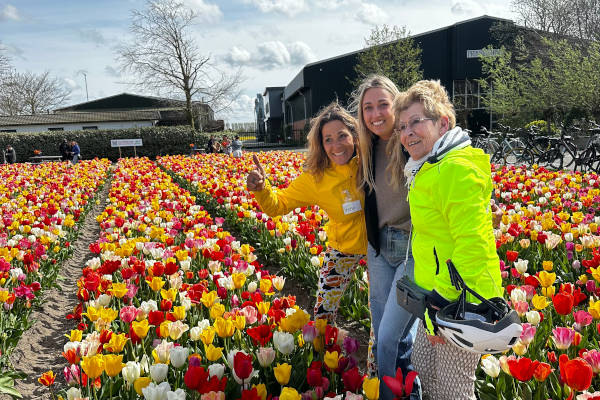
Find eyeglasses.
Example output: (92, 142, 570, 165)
(394, 117, 435, 135)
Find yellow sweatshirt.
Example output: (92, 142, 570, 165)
(253, 157, 367, 255)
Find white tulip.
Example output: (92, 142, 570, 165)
(142, 381, 171, 400)
(480, 355, 500, 378)
(169, 346, 188, 369)
(122, 361, 141, 385)
(150, 363, 169, 383)
(208, 363, 225, 379)
(273, 331, 295, 355)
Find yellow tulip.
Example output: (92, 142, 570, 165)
(541, 286, 555, 297)
(256, 302, 270, 315)
(274, 363, 292, 385)
(537, 271, 556, 287)
(532, 294, 551, 310)
(111, 282, 129, 298)
(148, 276, 165, 292)
(168, 320, 189, 340)
(231, 273, 246, 289)
(160, 288, 178, 301)
(105, 333, 128, 353)
(200, 327, 216, 345)
(175, 249, 188, 261)
(589, 299, 600, 319)
(172, 306, 186, 321)
(233, 315, 246, 331)
(134, 377, 152, 395)
(84, 306, 101, 322)
(104, 354, 125, 377)
(279, 387, 301, 400)
(65, 329, 82, 342)
(542, 261, 554, 271)
(81, 355, 105, 379)
(99, 307, 118, 323)
(591, 267, 600, 284)
(253, 383, 267, 400)
(159, 320, 172, 338)
(132, 319, 150, 338)
(200, 291, 218, 308)
(324, 351, 339, 370)
(210, 303, 226, 320)
(213, 317, 235, 338)
(260, 279, 273, 294)
(315, 318, 327, 335)
(363, 376, 380, 400)
(204, 344, 224, 361)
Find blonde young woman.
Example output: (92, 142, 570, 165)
(389, 80, 504, 399)
(353, 75, 419, 400)
(247, 102, 367, 326)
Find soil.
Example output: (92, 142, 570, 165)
(0, 180, 111, 400)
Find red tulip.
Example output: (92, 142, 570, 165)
(184, 365, 209, 391)
(382, 367, 419, 398)
(307, 362, 323, 387)
(560, 354, 593, 392)
(342, 367, 364, 392)
(553, 292, 574, 315)
(246, 324, 274, 346)
(507, 357, 540, 382)
(506, 250, 519, 262)
(233, 352, 254, 380)
(533, 362, 552, 382)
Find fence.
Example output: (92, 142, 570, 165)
(233, 129, 307, 148)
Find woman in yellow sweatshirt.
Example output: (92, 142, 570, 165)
(246, 101, 367, 323)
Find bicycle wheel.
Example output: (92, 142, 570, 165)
(577, 147, 596, 172)
(560, 142, 578, 169)
(504, 146, 534, 166)
(547, 148, 564, 170)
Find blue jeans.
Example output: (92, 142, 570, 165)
(368, 226, 419, 400)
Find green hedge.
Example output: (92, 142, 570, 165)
(0, 127, 237, 161)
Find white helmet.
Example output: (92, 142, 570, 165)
(435, 296, 523, 354)
(435, 260, 523, 354)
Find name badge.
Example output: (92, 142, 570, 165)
(342, 200, 362, 215)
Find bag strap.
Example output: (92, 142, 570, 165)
(445, 259, 505, 317)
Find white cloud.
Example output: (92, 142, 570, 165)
(183, 0, 223, 22)
(78, 29, 106, 46)
(243, 0, 308, 17)
(104, 65, 121, 78)
(0, 4, 19, 21)
(223, 40, 316, 69)
(64, 78, 81, 90)
(354, 2, 387, 25)
(2, 43, 24, 59)
(451, 0, 484, 15)
(216, 93, 256, 122)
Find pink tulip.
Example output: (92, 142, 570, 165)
(119, 306, 139, 324)
(552, 327, 576, 350)
(519, 323, 536, 345)
(514, 301, 529, 317)
(574, 310, 593, 331)
(582, 350, 600, 374)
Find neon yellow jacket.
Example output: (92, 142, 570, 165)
(253, 157, 367, 255)
(409, 146, 503, 302)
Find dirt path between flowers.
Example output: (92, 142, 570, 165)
(0, 176, 112, 400)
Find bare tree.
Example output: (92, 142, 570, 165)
(117, 0, 243, 130)
(0, 42, 11, 80)
(511, 0, 600, 40)
(0, 70, 71, 115)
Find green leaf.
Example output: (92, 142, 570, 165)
(0, 376, 23, 399)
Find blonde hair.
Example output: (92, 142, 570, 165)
(388, 80, 456, 190)
(304, 101, 358, 180)
(350, 74, 401, 192)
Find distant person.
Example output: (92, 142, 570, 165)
(207, 135, 217, 153)
(4, 145, 16, 164)
(59, 139, 71, 161)
(221, 135, 231, 155)
(70, 141, 81, 164)
(231, 135, 243, 158)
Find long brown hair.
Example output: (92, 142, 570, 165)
(304, 101, 358, 180)
(349, 74, 401, 192)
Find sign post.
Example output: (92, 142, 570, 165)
(111, 138, 143, 158)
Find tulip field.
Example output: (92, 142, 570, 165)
(3, 153, 600, 400)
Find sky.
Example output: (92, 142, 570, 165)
(0, 0, 516, 123)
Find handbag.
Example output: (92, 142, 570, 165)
(396, 275, 431, 320)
